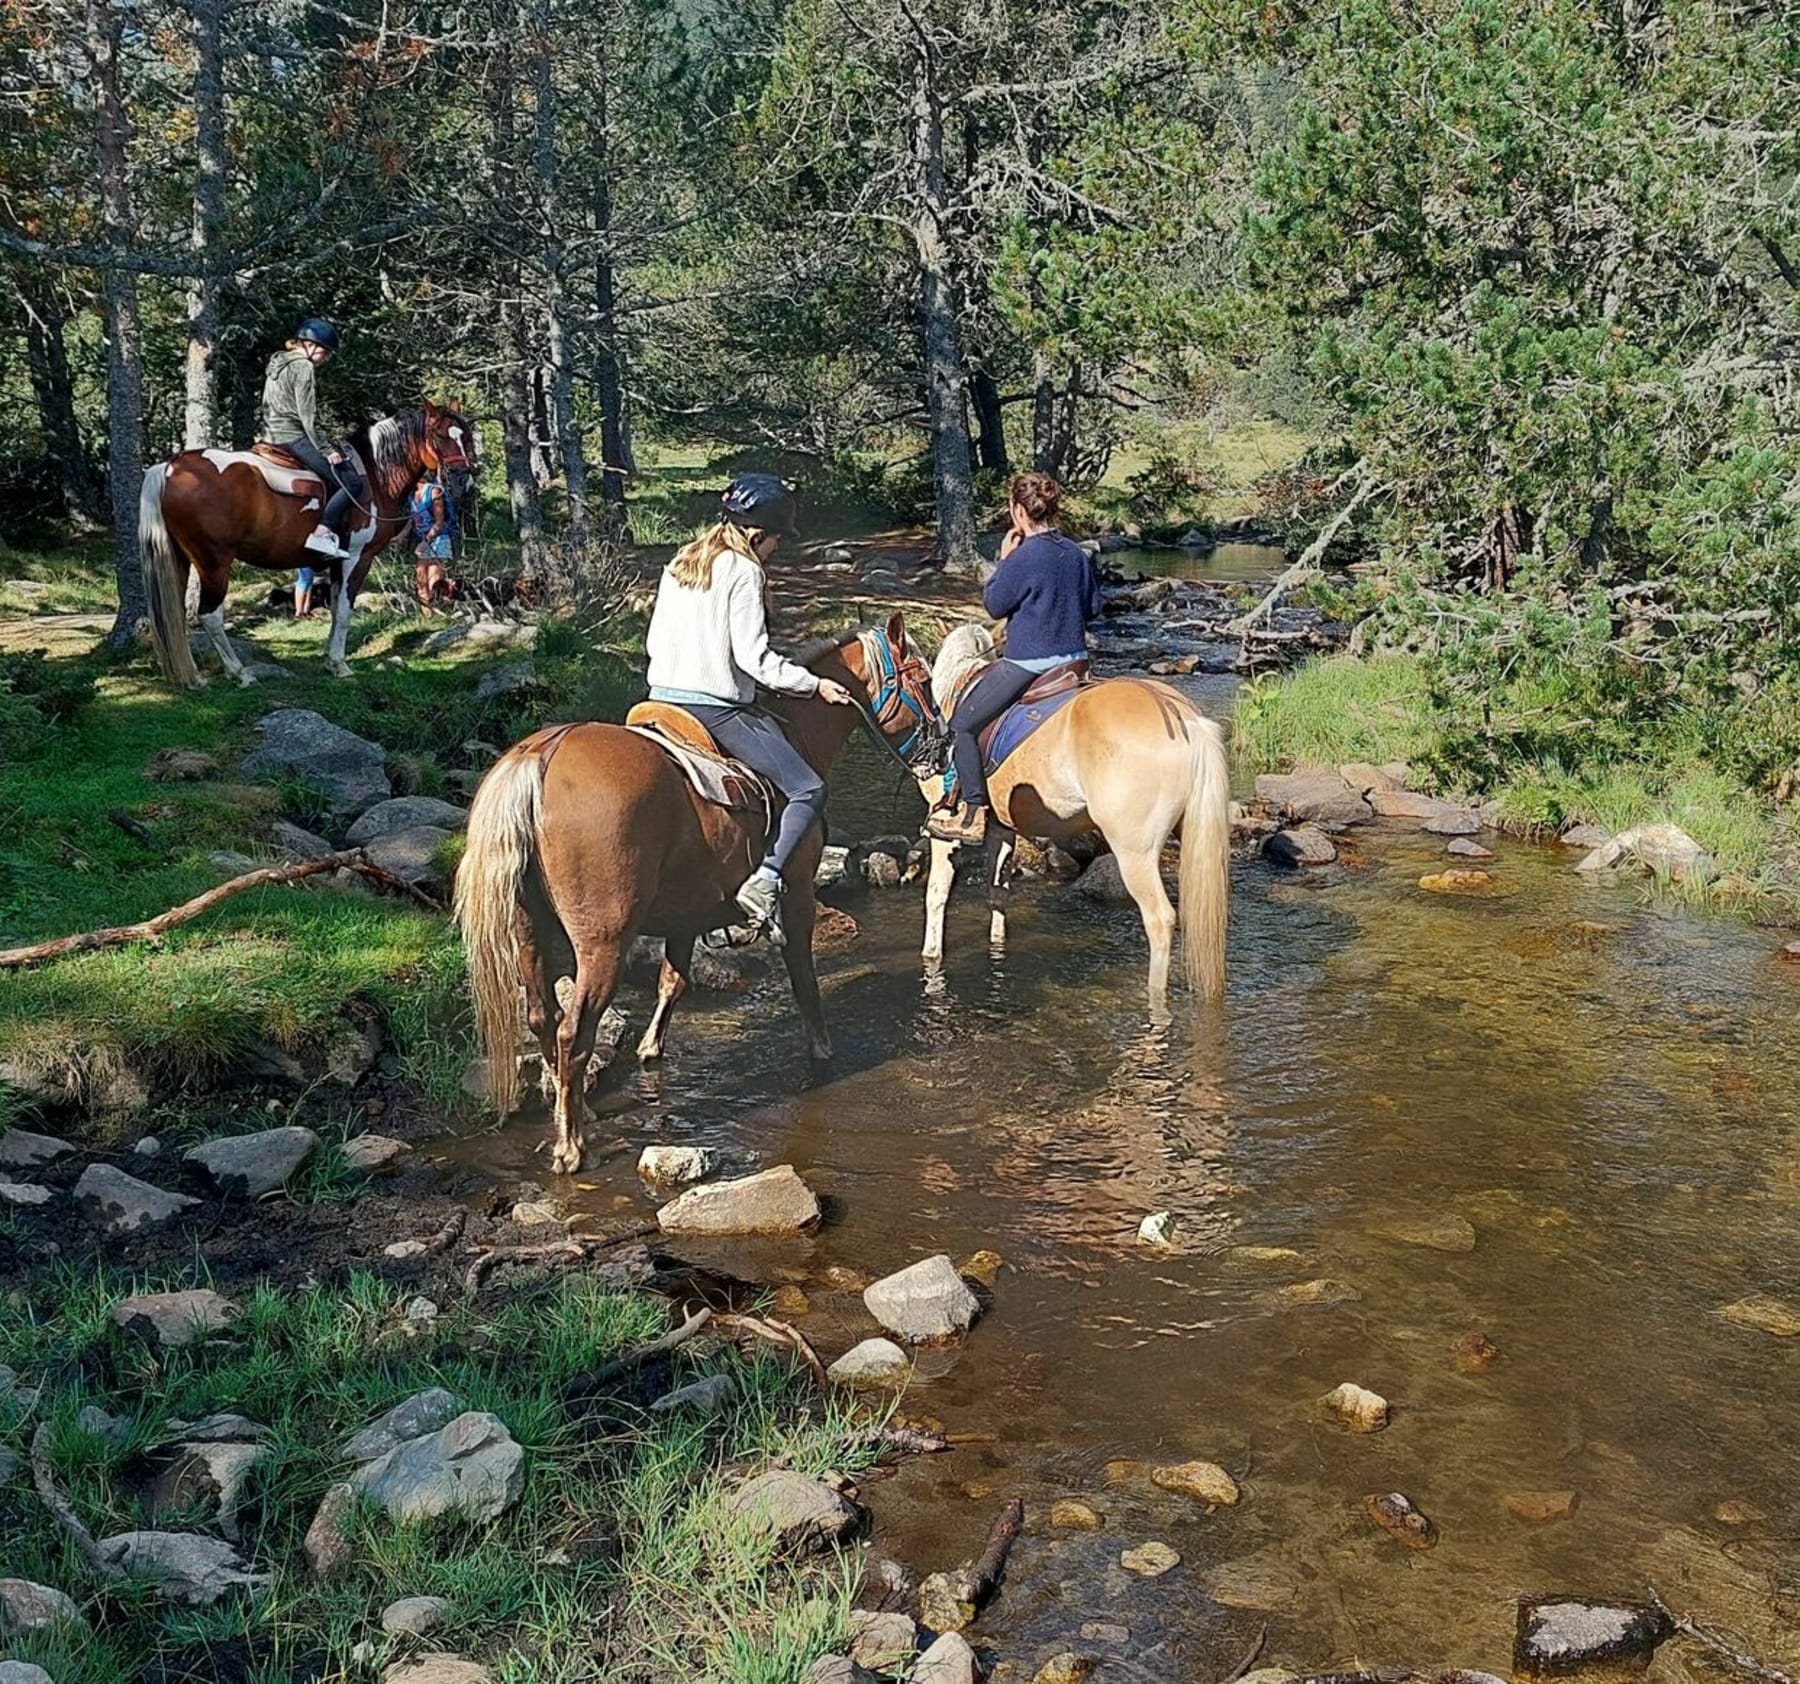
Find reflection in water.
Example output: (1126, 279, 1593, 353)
(433, 764, 1800, 1680)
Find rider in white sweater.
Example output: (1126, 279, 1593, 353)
(645, 475, 852, 940)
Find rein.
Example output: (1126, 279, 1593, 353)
(852, 628, 946, 779)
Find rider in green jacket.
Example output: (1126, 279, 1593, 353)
(260, 317, 365, 562)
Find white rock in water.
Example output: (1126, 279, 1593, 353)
(827, 1338, 913, 1389)
(863, 1255, 981, 1345)
(656, 1165, 820, 1235)
(1322, 1381, 1390, 1433)
(1138, 1211, 1177, 1247)
(637, 1145, 717, 1187)
(815, 846, 851, 888)
(912, 1632, 979, 1684)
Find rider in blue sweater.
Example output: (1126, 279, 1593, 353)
(930, 470, 1102, 844)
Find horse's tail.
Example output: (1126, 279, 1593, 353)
(139, 462, 200, 687)
(1179, 708, 1231, 1002)
(453, 745, 546, 1117)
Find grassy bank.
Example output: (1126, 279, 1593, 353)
(1, 548, 640, 1109)
(1235, 651, 1800, 909)
(0, 1268, 875, 1684)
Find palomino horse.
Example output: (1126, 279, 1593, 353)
(923, 624, 1231, 1013)
(139, 403, 472, 685)
(455, 615, 942, 1174)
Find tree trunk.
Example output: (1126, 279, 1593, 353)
(183, 0, 226, 450)
(591, 34, 628, 536)
(1032, 357, 1078, 478)
(910, 47, 978, 572)
(21, 281, 104, 525)
(87, 0, 147, 650)
(970, 364, 1008, 475)
(531, 0, 586, 540)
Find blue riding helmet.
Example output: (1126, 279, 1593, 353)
(295, 317, 341, 353)
(721, 473, 797, 536)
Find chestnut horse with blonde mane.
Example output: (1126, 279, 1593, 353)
(139, 403, 472, 686)
(455, 615, 941, 1174)
(922, 623, 1230, 1016)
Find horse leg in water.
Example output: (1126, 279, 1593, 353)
(1110, 844, 1178, 1018)
(778, 879, 832, 1062)
(636, 933, 694, 1062)
(550, 942, 626, 1174)
(922, 837, 957, 967)
(987, 829, 1016, 957)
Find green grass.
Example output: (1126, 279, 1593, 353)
(0, 1269, 876, 1684)
(1234, 653, 1439, 773)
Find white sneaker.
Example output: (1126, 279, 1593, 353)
(304, 526, 348, 560)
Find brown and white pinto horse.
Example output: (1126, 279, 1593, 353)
(139, 403, 472, 685)
(455, 615, 942, 1174)
(922, 623, 1230, 1017)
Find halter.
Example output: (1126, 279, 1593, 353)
(853, 627, 947, 778)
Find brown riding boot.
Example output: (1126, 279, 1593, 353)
(928, 801, 989, 845)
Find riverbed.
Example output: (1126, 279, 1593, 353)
(434, 544, 1800, 1681)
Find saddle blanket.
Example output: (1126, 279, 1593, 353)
(200, 440, 370, 506)
(945, 662, 1090, 798)
(626, 723, 772, 819)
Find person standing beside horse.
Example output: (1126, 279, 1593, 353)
(260, 317, 366, 562)
(930, 470, 1103, 845)
(644, 474, 856, 942)
(409, 465, 454, 612)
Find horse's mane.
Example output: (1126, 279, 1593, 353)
(361, 409, 429, 500)
(931, 621, 996, 711)
(791, 622, 884, 669)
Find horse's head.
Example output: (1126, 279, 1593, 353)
(840, 612, 946, 781)
(422, 400, 476, 473)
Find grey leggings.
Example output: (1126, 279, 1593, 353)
(689, 703, 826, 880)
(286, 436, 366, 534)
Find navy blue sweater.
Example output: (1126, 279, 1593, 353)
(982, 531, 1103, 661)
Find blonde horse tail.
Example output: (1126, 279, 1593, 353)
(139, 463, 200, 687)
(1179, 710, 1231, 1002)
(453, 746, 546, 1116)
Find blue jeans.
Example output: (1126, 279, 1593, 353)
(688, 704, 826, 880)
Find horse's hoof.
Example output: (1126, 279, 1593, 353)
(550, 1147, 582, 1175)
(808, 1038, 834, 1063)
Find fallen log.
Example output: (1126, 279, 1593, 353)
(463, 1221, 660, 1296)
(0, 849, 440, 970)
(955, 1495, 1025, 1611)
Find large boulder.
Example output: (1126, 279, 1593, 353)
(350, 1411, 525, 1525)
(1255, 768, 1373, 828)
(655, 1165, 821, 1236)
(112, 1289, 238, 1347)
(341, 1388, 466, 1462)
(240, 709, 390, 818)
(362, 826, 456, 892)
(0, 1578, 84, 1636)
(726, 1469, 862, 1555)
(863, 1255, 981, 1345)
(73, 1165, 197, 1234)
(347, 797, 469, 845)
(183, 1127, 318, 1199)
(1577, 823, 1712, 884)
(271, 820, 336, 861)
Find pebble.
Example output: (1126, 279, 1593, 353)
(1714, 1498, 1765, 1525)
(1120, 1541, 1181, 1577)
(1032, 1657, 1095, 1684)
(510, 1199, 566, 1228)
(134, 1136, 162, 1157)
(384, 1239, 428, 1260)
(1447, 837, 1494, 859)
(1365, 1491, 1436, 1549)
(1104, 1458, 1143, 1486)
(1049, 1499, 1103, 1530)
(847, 1609, 919, 1671)
(1419, 868, 1496, 892)
(1151, 1460, 1240, 1506)
(1719, 1293, 1800, 1337)
(1137, 1210, 1177, 1247)
(770, 1284, 811, 1316)
(637, 1145, 718, 1187)
(342, 1135, 409, 1173)
(1781, 941, 1800, 964)
(918, 1572, 975, 1633)
(1323, 1382, 1390, 1433)
(404, 1296, 440, 1324)
(1504, 1490, 1579, 1524)
(1455, 1329, 1500, 1371)
(1079, 1623, 1129, 1645)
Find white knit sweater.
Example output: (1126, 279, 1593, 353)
(644, 548, 819, 706)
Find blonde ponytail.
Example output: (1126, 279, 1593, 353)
(668, 519, 764, 591)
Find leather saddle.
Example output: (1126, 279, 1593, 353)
(201, 441, 368, 505)
(623, 702, 772, 816)
(253, 441, 305, 470)
(975, 660, 1092, 770)
(625, 701, 722, 757)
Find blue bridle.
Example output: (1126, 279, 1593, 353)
(856, 627, 946, 777)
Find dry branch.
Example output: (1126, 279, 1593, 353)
(1227, 466, 1384, 639)
(30, 1424, 119, 1577)
(462, 1221, 659, 1296)
(1648, 1584, 1798, 1684)
(713, 1312, 830, 1389)
(0, 850, 440, 971)
(954, 1495, 1025, 1612)
(561, 1307, 714, 1406)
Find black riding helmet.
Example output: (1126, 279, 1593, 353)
(295, 316, 341, 353)
(721, 472, 798, 537)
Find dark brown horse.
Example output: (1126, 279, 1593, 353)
(455, 615, 942, 1173)
(140, 403, 472, 685)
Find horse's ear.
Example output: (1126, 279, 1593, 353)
(886, 610, 906, 653)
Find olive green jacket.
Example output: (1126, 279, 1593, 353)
(260, 348, 330, 452)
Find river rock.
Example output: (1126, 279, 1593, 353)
(828, 1338, 912, 1389)
(656, 1164, 820, 1235)
(303, 1482, 356, 1577)
(341, 1388, 467, 1462)
(148, 746, 219, 782)
(183, 1126, 318, 1198)
(1514, 1599, 1674, 1676)
(382, 1595, 455, 1636)
(864, 1255, 981, 1345)
(649, 1374, 737, 1416)
(1255, 768, 1372, 828)
(383, 1659, 491, 1684)
(347, 797, 468, 845)
(1559, 822, 1611, 848)
(0, 1129, 75, 1170)
(638, 1145, 717, 1187)
(73, 1164, 198, 1234)
(1265, 825, 1338, 866)
(1419, 868, 1497, 893)
(914, 1634, 978, 1684)
(271, 820, 336, 861)
(1455, 1329, 1500, 1371)
(726, 1469, 862, 1555)
(1071, 854, 1134, 904)
(1365, 1491, 1436, 1549)
(1137, 1210, 1177, 1246)
(1033, 1657, 1095, 1684)
(1050, 1499, 1103, 1530)
(0, 1666, 55, 1684)
(805, 1661, 879, 1684)
(1505, 1490, 1579, 1523)
(1323, 1382, 1390, 1433)
(1447, 837, 1494, 859)
(342, 1134, 409, 1173)
(113, 1289, 238, 1347)
(1151, 1460, 1239, 1506)
(1340, 761, 1409, 794)
(0, 1579, 84, 1636)
(0, 1179, 52, 1206)
(958, 1248, 1004, 1287)
(1577, 823, 1712, 884)
(242, 709, 390, 817)
(1120, 1541, 1181, 1577)
(350, 1411, 524, 1524)
(1206, 1551, 1304, 1611)
(93, 1531, 269, 1604)
(362, 825, 456, 890)
(1373, 1212, 1477, 1252)
(1720, 1293, 1800, 1337)
(1422, 806, 1483, 836)
(848, 1610, 919, 1671)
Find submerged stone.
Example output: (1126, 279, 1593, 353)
(1049, 1499, 1104, 1530)
(1120, 1540, 1181, 1577)
(1365, 1491, 1437, 1549)
(1323, 1382, 1390, 1433)
(1151, 1460, 1239, 1506)
(1514, 1599, 1673, 1676)
(827, 1338, 912, 1390)
(1719, 1293, 1800, 1337)
(1504, 1490, 1580, 1524)
(864, 1255, 981, 1344)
